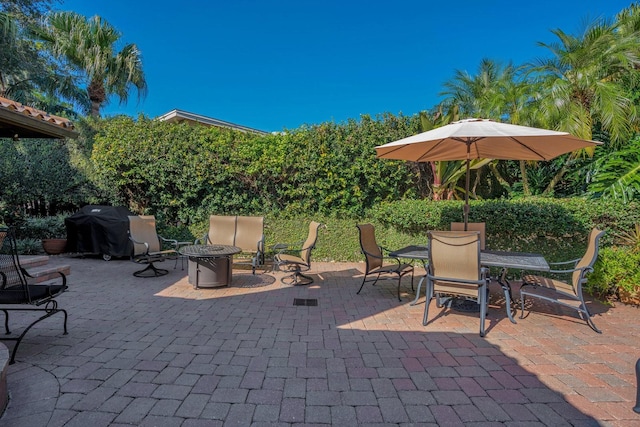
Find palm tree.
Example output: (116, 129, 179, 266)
(33, 11, 147, 117)
(440, 59, 537, 195)
(440, 58, 507, 120)
(530, 15, 640, 193)
(0, 10, 86, 115)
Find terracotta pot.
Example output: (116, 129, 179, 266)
(42, 238, 67, 255)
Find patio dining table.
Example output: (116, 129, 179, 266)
(390, 245, 550, 324)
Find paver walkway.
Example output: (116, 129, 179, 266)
(1, 255, 639, 426)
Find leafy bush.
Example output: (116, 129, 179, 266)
(368, 197, 640, 261)
(589, 246, 640, 300)
(18, 215, 68, 239)
(15, 238, 42, 255)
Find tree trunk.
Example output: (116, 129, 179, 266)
(544, 161, 570, 195)
(488, 163, 512, 193)
(87, 79, 105, 118)
(519, 160, 530, 196)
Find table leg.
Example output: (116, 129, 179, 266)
(496, 267, 517, 324)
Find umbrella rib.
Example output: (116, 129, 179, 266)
(415, 138, 447, 162)
(507, 136, 547, 160)
(415, 137, 477, 162)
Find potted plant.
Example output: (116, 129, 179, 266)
(25, 215, 68, 255)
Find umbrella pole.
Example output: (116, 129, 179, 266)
(464, 145, 470, 231)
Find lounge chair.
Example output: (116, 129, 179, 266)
(274, 221, 323, 285)
(356, 223, 414, 301)
(423, 230, 489, 337)
(0, 227, 68, 364)
(520, 228, 605, 333)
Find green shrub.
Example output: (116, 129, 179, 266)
(157, 225, 196, 244)
(18, 215, 68, 240)
(15, 238, 42, 255)
(589, 246, 640, 300)
(368, 197, 640, 262)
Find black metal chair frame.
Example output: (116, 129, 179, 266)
(0, 227, 68, 364)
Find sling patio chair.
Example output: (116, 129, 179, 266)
(356, 223, 414, 302)
(198, 215, 266, 274)
(423, 230, 489, 337)
(451, 222, 486, 250)
(0, 227, 68, 364)
(128, 215, 179, 278)
(520, 227, 605, 333)
(273, 221, 323, 285)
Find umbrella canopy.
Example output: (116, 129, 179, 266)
(375, 118, 602, 228)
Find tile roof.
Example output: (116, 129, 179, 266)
(0, 96, 78, 139)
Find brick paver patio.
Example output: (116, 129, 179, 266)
(1, 254, 639, 426)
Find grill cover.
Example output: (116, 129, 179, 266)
(65, 205, 134, 257)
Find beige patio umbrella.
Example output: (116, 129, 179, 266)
(375, 118, 602, 229)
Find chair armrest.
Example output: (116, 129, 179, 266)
(128, 235, 150, 253)
(380, 247, 406, 266)
(159, 236, 178, 250)
(428, 273, 487, 286)
(549, 258, 581, 267)
(273, 240, 304, 254)
(548, 265, 592, 275)
(194, 233, 209, 245)
(21, 266, 67, 289)
(168, 240, 191, 250)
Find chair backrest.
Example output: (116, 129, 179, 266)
(451, 222, 486, 250)
(356, 224, 383, 272)
(428, 230, 482, 297)
(128, 215, 161, 255)
(300, 221, 322, 266)
(0, 227, 28, 290)
(207, 215, 237, 246)
(234, 216, 264, 253)
(573, 227, 605, 285)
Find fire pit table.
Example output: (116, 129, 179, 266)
(179, 244, 241, 289)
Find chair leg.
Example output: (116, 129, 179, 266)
(520, 286, 527, 319)
(133, 262, 169, 278)
(577, 298, 602, 333)
(357, 273, 381, 295)
(281, 270, 313, 286)
(0, 305, 67, 364)
(174, 255, 185, 271)
(479, 284, 487, 337)
(356, 276, 367, 294)
(423, 279, 434, 326)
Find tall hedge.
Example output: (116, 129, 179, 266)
(369, 197, 639, 260)
(90, 113, 423, 224)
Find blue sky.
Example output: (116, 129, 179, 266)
(60, 0, 633, 133)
